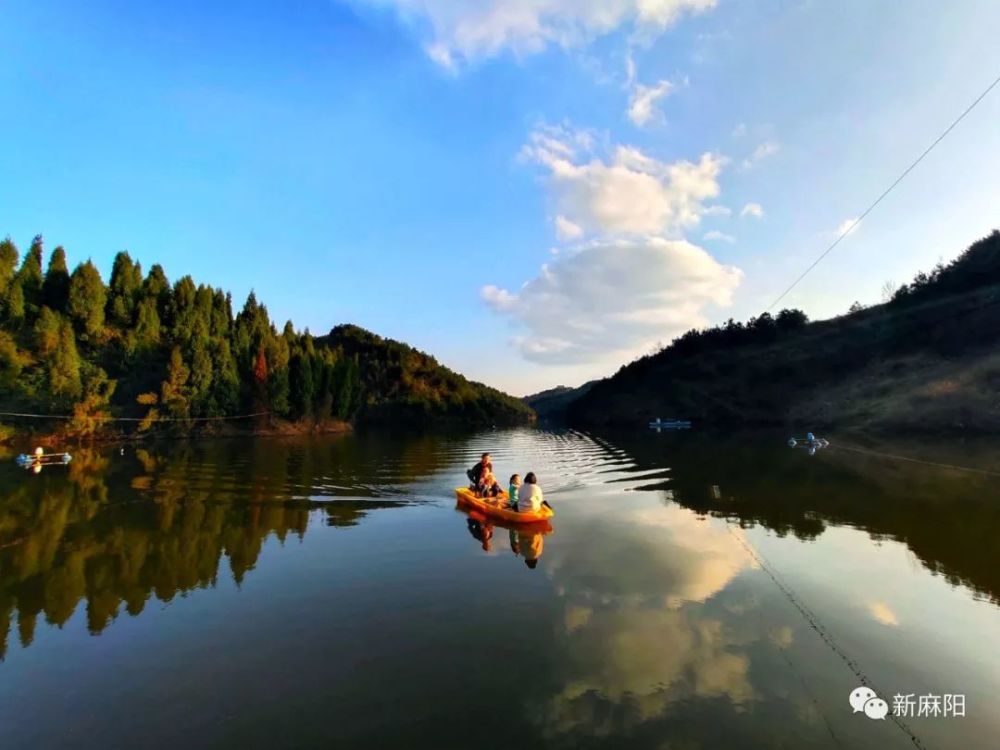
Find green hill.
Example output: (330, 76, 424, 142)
(315, 324, 534, 426)
(568, 230, 1000, 434)
(0, 234, 533, 438)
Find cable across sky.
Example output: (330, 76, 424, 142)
(768, 70, 1000, 312)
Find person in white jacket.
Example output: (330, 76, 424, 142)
(517, 472, 543, 513)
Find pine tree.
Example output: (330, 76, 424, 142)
(68, 260, 107, 339)
(17, 235, 44, 314)
(188, 339, 214, 414)
(314, 358, 335, 418)
(134, 296, 162, 349)
(210, 289, 231, 338)
(289, 352, 314, 419)
(0, 331, 25, 388)
(5, 279, 24, 324)
(107, 251, 143, 327)
(265, 332, 290, 416)
(161, 346, 191, 420)
(34, 306, 61, 357)
(209, 338, 240, 414)
(42, 246, 70, 312)
(192, 284, 213, 342)
(170, 276, 198, 343)
(143, 264, 172, 321)
(49, 319, 82, 401)
(0, 237, 18, 299)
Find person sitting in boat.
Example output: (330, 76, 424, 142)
(467, 453, 491, 488)
(517, 472, 543, 514)
(508, 473, 521, 509)
(478, 464, 502, 499)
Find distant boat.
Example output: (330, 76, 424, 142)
(649, 418, 692, 430)
(16, 452, 72, 467)
(787, 434, 829, 448)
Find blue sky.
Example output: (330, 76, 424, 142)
(2, 0, 999, 395)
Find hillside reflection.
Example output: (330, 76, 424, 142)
(0, 434, 450, 658)
(604, 431, 1000, 604)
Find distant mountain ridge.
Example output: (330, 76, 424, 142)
(523, 381, 597, 420)
(567, 230, 1000, 434)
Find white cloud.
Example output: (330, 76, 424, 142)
(704, 205, 731, 217)
(740, 202, 764, 219)
(488, 125, 740, 365)
(522, 125, 725, 237)
(703, 230, 734, 243)
(554, 214, 584, 240)
(359, 0, 719, 68)
(628, 79, 675, 126)
(624, 54, 678, 127)
(481, 237, 741, 364)
(741, 140, 779, 169)
(835, 216, 861, 236)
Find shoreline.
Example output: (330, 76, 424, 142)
(0, 417, 354, 448)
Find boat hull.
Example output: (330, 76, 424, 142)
(454, 487, 554, 524)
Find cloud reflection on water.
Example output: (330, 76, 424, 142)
(539, 498, 756, 737)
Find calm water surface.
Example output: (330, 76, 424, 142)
(0, 429, 998, 749)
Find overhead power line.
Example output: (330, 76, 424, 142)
(768, 70, 1000, 311)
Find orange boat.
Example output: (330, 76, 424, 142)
(454, 486, 554, 524)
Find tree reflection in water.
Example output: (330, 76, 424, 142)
(0, 434, 441, 658)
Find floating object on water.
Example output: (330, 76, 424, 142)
(454, 487, 554, 524)
(649, 418, 692, 430)
(16, 451, 72, 467)
(787, 434, 829, 449)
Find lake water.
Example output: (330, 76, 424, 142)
(1, 429, 998, 749)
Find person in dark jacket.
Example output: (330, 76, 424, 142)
(467, 453, 490, 482)
(467, 452, 503, 498)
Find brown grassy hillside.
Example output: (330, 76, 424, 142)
(568, 230, 1000, 434)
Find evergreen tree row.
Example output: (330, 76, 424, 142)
(0, 234, 531, 435)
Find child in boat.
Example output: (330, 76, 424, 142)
(518, 472, 543, 514)
(478, 464, 502, 499)
(508, 474, 521, 508)
(467, 453, 491, 488)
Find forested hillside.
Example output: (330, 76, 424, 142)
(315, 324, 535, 426)
(0, 235, 532, 438)
(569, 230, 1000, 433)
(523, 381, 597, 421)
